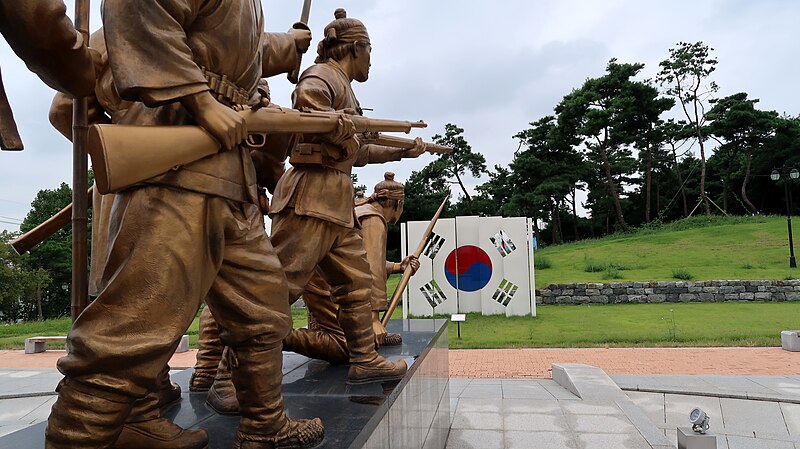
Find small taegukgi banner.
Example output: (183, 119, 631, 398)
(401, 216, 536, 317)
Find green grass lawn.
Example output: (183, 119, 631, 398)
(445, 302, 800, 349)
(534, 215, 799, 288)
(4, 302, 796, 350)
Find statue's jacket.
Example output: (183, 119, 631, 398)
(270, 60, 404, 228)
(103, 0, 297, 203)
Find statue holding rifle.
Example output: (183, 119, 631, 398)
(44, 1, 327, 448)
(198, 8, 432, 413)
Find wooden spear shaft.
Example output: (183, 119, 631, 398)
(71, 0, 90, 322)
(381, 195, 448, 326)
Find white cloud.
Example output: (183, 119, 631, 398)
(2, 0, 799, 230)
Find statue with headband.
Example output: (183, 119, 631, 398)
(197, 8, 432, 415)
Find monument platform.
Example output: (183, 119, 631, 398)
(0, 319, 450, 449)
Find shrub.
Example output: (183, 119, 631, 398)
(672, 268, 694, 280)
(584, 260, 606, 272)
(741, 263, 754, 270)
(536, 255, 552, 269)
(602, 267, 624, 280)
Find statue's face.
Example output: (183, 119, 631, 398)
(354, 42, 371, 82)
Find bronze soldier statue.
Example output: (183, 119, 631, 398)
(284, 172, 421, 363)
(0, 0, 97, 150)
(44, 1, 324, 449)
(268, 8, 427, 384)
(196, 8, 429, 414)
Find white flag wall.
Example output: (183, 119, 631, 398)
(403, 216, 536, 317)
(405, 218, 458, 316)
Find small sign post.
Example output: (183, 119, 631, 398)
(451, 313, 466, 339)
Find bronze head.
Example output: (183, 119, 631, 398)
(373, 172, 404, 223)
(315, 8, 371, 82)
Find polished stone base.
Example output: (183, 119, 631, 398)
(0, 319, 450, 449)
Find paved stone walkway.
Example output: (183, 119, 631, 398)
(0, 349, 199, 370)
(449, 347, 800, 378)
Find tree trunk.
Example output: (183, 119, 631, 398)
(741, 150, 758, 215)
(722, 175, 728, 213)
(599, 143, 630, 232)
(571, 186, 579, 240)
(36, 287, 43, 321)
(550, 202, 561, 244)
(453, 171, 473, 215)
(645, 146, 653, 223)
(656, 175, 661, 219)
(671, 145, 688, 217)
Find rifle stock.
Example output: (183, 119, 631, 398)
(88, 107, 427, 194)
(10, 187, 94, 255)
(362, 133, 452, 155)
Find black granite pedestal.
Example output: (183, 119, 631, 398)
(0, 319, 450, 449)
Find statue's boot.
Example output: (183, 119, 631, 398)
(283, 328, 348, 365)
(112, 392, 208, 449)
(339, 302, 407, 385)
(157, 364, 182, 409)
(45, 379, 134, 449)
(230, 344, 324, 449)
(190, 306, 223, 392)
(206, 347, 240, 415)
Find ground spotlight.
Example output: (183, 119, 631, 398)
(689, 408, 710, 434)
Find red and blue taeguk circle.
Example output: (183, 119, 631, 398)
(444, 245, 493, 292)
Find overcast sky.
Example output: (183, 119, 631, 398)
(1, 0, 799, 231)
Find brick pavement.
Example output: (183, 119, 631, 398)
(0, 349, 199, 370)
(448, 347, 800, 378)
(3, 347, 799, 379)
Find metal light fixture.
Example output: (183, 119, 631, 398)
(772, 167, 798, 269)
(689, 408, 710, 434)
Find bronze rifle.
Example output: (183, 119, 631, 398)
(361, 132, 452, 155)
(88, 107, 427, 194)
(381, 194, 448, 326)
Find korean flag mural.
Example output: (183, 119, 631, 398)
(403, 216, 536, 317)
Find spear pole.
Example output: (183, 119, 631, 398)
(71, 0, 90, 322)
(381, 195, 448, 326)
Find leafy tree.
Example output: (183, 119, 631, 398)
(512, 116, 588, 243)
(402, 160, 451, 223)
(19, 183, 75, 318)
(556, 60, 669, 232)
(431, 124, 487, 214)
(0, 231, 52, 321)
(705, 92, 779, 214)
(656, 41, 719, 216)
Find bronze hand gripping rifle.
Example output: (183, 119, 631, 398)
(381, 194, 448, 326)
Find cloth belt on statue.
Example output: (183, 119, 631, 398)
(289, 142, 352, 175)
(201, 67, 251, 107)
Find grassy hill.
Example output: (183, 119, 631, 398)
(534, 215, 799, 289)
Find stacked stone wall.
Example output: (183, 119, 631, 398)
(536, 280, 800, 304)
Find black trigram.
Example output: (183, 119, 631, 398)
(492, 279, 519, 306)
(420, 280, 447, 308)
(423, 233, 445, 259)
(489, 229, 517, 257)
